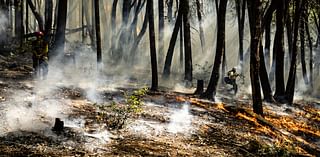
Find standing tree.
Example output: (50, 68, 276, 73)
(286, 0, 303, 104)
(247, 0, 263, 115)
(53, 0, 68, 57)
(158, 0, 164, 65)
(94, 0, 102, 65)
(147, 0, 158, 91)
(182, 0, 192, 82)
(201, 0, 228, 100)
(273, 0, 286, 102)
(236, 0, 246, 72)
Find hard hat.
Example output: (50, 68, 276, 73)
(35, 31, 44, 37)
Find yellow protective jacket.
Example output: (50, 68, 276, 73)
(32, 39, 48, 59)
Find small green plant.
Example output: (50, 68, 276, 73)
(125, 87, 148, 113)
(95, 88, 148, 130)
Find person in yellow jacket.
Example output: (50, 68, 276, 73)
(32, 31, 49, 79)
(224, 67, 241, 94)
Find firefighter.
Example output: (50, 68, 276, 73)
(32, 31, 49, 79)
(224, 67, 241, 94)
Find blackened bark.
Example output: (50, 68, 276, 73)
(263, 0, 276, 72)
(196, 0, 205, 53)
(247, 0, 263, 115)
(147, 0, 158, 91)
(300, 5, 308, 85)
(53, 0, 68, 56)
(45, 0, 53, 32)
(180, 19, 184, 68)
(14, 0, 23, 40)
(94, 0, 102, 64)
(158, 0, 164, 64)
(305, 17, 313, 87)
(110, 0, 118, 57)
(201, 0, 228, 100)
(44, 0, 53, 43)
(286, 0, 303, 104)
(163, 4, 182, 78)
(259, 42, 274, 102)
(285, 1, 293, 61)
(131, 9, 148, 54)
(167, 0, 173, 22)
(182, 0, 192, 82)
(236, 0, 246, 72)
(26, 0, 44, 31)
(273, 0, 286, 102)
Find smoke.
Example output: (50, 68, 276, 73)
(167, 103, 193, 134)
(0, 11, 8, 41)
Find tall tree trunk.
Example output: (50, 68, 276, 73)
(305, 15, 313, 88)
(167, 0, 173, 22)
(158, 0, 164, 65)
(25, 0, 28, 34)
(182, 0, 192, 82)
(201, 0, 228, 100)
(147, 0, 158, 91)
(236, 0, 246, 72)
(163, 2, 182, 78)
(273, 0, 286, 102)
(263, 0, 276, 73)
(259, 42, 274, 102)
(94, 0, 102, 64)
(300, 4, 308, 85)
(286, 0, 303, 104)
(14, 0, 23, 40)
(53, 0, 68, 57)
(247, 0, 263, 115)
(196, 0, 205, 53)
(26, 0, 43, 31)
(180, 18, 184, 68)
(44, 0, 53, 43)
(285, 0, 293, 75)
(110, 0, 118, 58)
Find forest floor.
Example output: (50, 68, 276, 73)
(0, 51, 319, 157)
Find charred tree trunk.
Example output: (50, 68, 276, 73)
(285, 0, 292, 74)
(163, 4, 182, 78)
(167, 0, 173, 22)
(201, 0, 228, 100)
(259, 42, 274, 102)
(147, 0, 158, 91)
(273, 0, 286, 102)
(158, 0, 164, 65)
(300, 4, 308, 85)
(26, 0, 43, 31)
(247, 0, 263, 115)
(236, 0, 246, 72)
(53, 0, 68, 57)
(110, 0, 118, 57)
(286, 0, 303, 104)
(180, 19, 184, 68)
(14, 0, 24, 44)
(305, 15, 313, 88)
(263, 0, 276, 72)
(94, 0, 102, 64)
(196, 0, 205, 53)
(44, 0, 53, 43)
(182, 0, 192, 82)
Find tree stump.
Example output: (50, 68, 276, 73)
(194, 80, 204, 95)
(52, 118, 64, 132)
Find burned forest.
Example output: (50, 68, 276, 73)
(0, 0, 320, 156)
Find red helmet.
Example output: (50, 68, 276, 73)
(35, 31, 44, 37)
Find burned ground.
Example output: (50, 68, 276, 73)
(0, 52, 319, 157)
